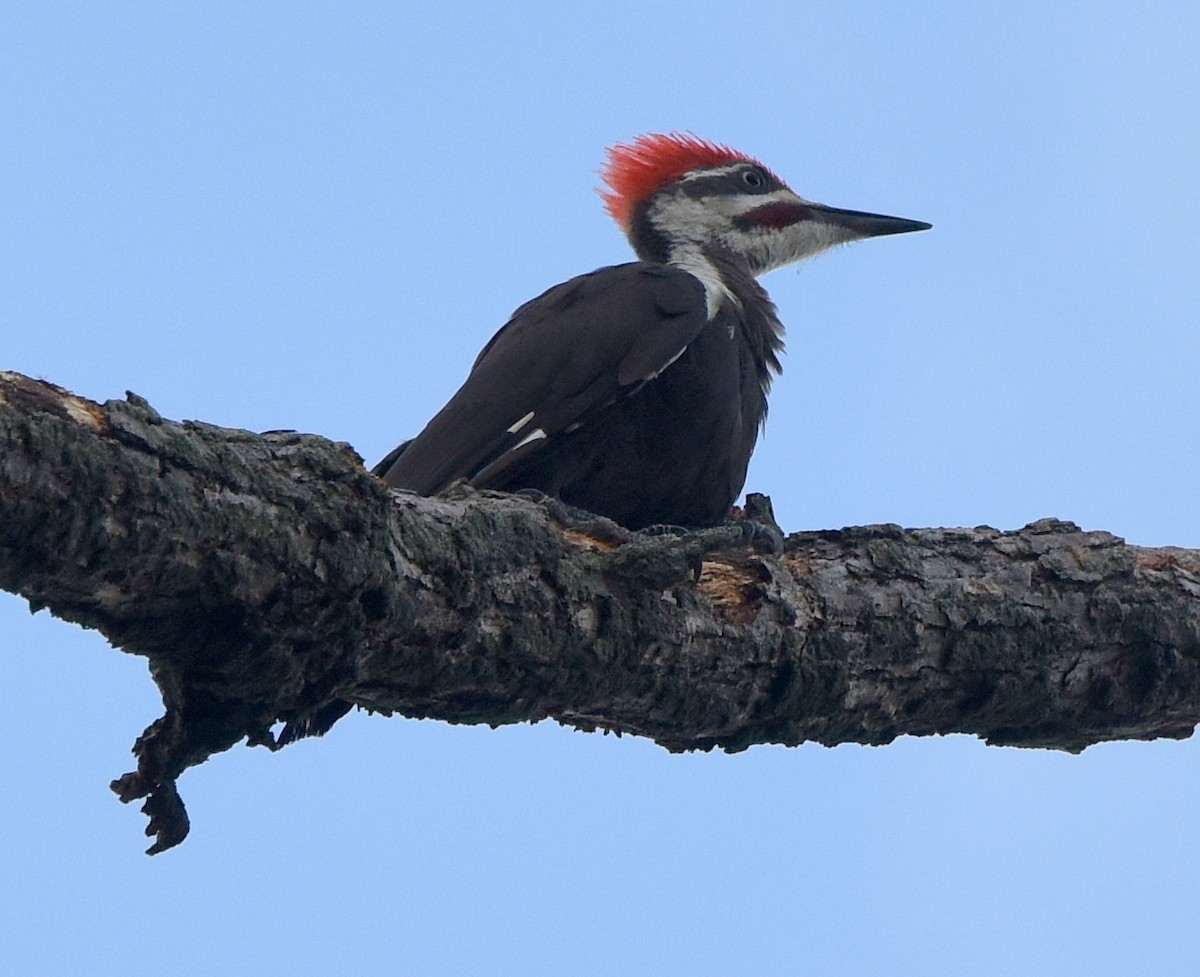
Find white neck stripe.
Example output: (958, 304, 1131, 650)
(669, 247, 735, 319)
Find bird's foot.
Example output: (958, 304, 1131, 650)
(637, 495, 784, 555)
(639, 522, 783, 559)
(513, 489, 633, 546)
(637, 523, 691, 538)
(733, 519, 784, 555)
(730, 493, 785, 554)
(512, 489, 785, 556)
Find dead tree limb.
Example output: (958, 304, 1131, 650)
(2, 370, 1198, 853)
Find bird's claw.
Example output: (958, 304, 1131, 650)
(736, 519, 785, 555)
(637, 523, 690, 538)
(515, 489, 633, 545)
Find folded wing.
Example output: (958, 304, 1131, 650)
(375, 262, 709, 495)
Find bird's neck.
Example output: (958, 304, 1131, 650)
(666, 246, 785, 385)
(667, 245, 736, 319)
(625, 202, 784, 368)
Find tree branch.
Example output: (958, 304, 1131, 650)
(3, 370, 1199, 853)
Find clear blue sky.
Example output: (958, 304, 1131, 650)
(3, 4, 1198, 975)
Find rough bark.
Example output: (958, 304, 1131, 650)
(2, 370, 1199, 853)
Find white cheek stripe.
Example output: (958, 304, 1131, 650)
(510, 427, 547, 452)
(507, 410, 535, 434)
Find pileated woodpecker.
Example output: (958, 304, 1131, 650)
(375, 133, 929, 529)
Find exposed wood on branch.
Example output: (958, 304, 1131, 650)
(2, 370, 1198, 853)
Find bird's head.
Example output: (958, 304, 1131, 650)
(599, 132, 930, 277)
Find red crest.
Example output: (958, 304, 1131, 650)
(599, 133, 772, 229)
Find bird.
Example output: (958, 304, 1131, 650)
(374, 133, 930, 530)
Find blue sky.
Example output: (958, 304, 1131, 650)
(3, 4, 1198, 975)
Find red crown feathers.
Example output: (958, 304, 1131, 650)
(599, 133, 773, 229)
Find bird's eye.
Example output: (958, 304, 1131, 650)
(742, 168, 765, 189)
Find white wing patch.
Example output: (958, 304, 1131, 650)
(510, 427, 547, 452)
(506, 410, 535, 434)
(647, 345, 687, 380)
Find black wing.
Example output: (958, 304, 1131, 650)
(375, 262, 709, 494)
